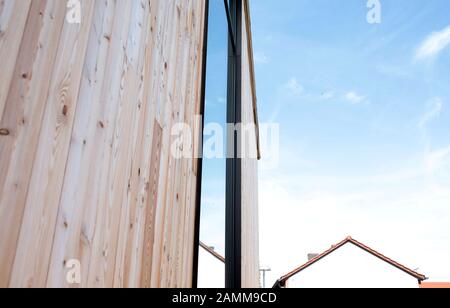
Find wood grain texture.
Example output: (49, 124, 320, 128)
(241, 0, 260, 288)
(0, 0, 206, 288)
(0, 0, 260, 289)
(0, 0, 32, 120)
(140, 120, 163, 288)
(0, 0, 67, 287)
(10, 0, 96, 288)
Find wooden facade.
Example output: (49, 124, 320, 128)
(241, 0, 260, 288)
(0, 0, 259, 288)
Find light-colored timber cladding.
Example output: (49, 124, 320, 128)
(0, 0, 261, 288)
(0, 0, 207, 288)
(241, 0, 261, 288)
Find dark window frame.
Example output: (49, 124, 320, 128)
(225, 0, 243, 289)
(192, 0, 210, 289)
(192, 0, 243, 289)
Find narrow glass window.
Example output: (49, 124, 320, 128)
(197, 0, 229, 288)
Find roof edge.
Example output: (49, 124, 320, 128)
(243, 0, 261, 160)
(199, 241, 226, 263)
(276, 237, 427, 286)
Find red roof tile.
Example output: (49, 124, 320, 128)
(420, 282, 450, 289)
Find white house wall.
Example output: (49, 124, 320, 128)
(287, 243, 420, 288)
(198, 247, 225, 288)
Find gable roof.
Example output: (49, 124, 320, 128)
(274, 236, 427, 287)
(199, 242, 225, 263)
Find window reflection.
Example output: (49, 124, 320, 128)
(198, 0, 228, 288)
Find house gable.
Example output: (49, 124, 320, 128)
(275, 237, 426, 288)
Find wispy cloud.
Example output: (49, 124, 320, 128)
(415, 25, 450, 61)
(425, 147, 450, 174)
(419, 98, 449, 180)
(284, 77, 304, 97)
(254, 52, 270, 64)
(419, 97, 443, 129)
(343, 91, 365, 104)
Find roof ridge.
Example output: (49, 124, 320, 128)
(276, 237, 427, 286)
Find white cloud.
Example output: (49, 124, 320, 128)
(284, 78, 304, 97)
(254, 52, 270, 64)
(415, 25, 450, 61)
(419, 97, 443, 129)
(344, 91, 365, 104)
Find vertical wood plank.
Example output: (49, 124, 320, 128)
(0, 0, 67, 287)
(240, 0, 260, 288)
(9, 0, 96, 288)
(46, 0, 131, 288)
(150, 0, 177, 288)
(0, 0, 209, 288)
(0, 0, 32, 120)
(140, 121, 163, 288)
(113, 0, 160, 288)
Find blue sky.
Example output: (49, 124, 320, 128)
(200, 0, 450, 285)
(199, 0, 228, 258)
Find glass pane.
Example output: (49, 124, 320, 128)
(197, 0, 228, 288)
